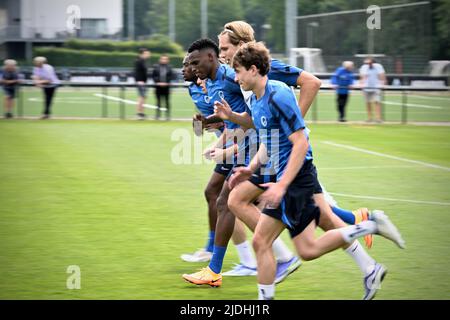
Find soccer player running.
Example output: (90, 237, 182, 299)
(218, 20, 374, 249)
(228, 41, 405, 300)
(215, 22, 393, 296)
(182, 39, 299, 286)
(180, 54, 259, 275)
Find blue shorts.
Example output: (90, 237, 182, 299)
(3, 87, 16, 98)
(262, 160, 320, 238)
(137, 85, 148, 98)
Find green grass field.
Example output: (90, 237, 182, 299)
(5, 86, 450, 122)
(0, 118, 449, 299)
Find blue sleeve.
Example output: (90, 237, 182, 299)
(331, 70, 338, 85)
(270, 89, 305, 137)
(223, 67, 242, 94)
(349, 72, 355, 85)
(268, 59, 303, 87)
(245, 104, 252, 116)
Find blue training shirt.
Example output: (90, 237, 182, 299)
(205, 64, 247, 130)
(268, 59, 303, 87)
(248, 80, 313, 179)
(331, 67, 354, 94)
(188, 82, 214, 117)
(205, 64, 249, 163)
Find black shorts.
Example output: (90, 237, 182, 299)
(3, 87, 16, 98)
(262, 160, 320, 238)
(249, 168, 276, 190)
(313, 177, 323, 194)
(214, 163, 234, 177)
(225, 164, 246, 181)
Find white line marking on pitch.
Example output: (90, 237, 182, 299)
(408, 94, 450, 102)
(28, 97, 96, 104)
(329, 192, 450, 206)
(321, 141, 450, 171)
(319, 165, 416, 170)
(383, 100, 443, 110)
(93, 94, 167, 111)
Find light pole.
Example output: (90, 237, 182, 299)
(307, 22, 319, 48)
(261, 23, 272, 45)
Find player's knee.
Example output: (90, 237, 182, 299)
(216, 194, 229, 215)
(252, 233, 270, 254)
(297, 247, 319, 261)
(227, 192, 242, 216)
(204, 186, 218, 203)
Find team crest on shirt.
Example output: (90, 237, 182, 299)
(204, 96, 211, 103)
(261, 116, 267, 127)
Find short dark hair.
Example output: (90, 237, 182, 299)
(187, 38, 219, 57)
(232, 42, 270, 76)
(139, 48, 149, 54)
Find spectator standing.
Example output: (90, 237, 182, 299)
(32, 56, 60, 119)
(359, 58, 386, 123)
(1, 59, 20, 119)
(331, 61, 355, 122)
(134, 48, 151, 120)
(152, 55, 174, 120)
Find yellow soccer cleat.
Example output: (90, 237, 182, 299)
(182, 266, 222, 287)
(353, 208, 373, 249)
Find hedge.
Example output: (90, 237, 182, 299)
(64, 36, 184, 55)
(33, 47, 184, 68)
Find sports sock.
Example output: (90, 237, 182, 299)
(339, 221, 377, 243)
(258, 283, 275, 300)
(332, 206, 356, 224)
(345, 241, 376, 275)
(272, 237, 294, 263)
(208, 245, 227, 274)
(235, 241, 257, 268)
(205, 231, 215, 253)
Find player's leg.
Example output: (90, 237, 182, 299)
(224, 218, 258, 275)
(293, 210, 404, 261)
(182, 179, 236, 286)
(319, 183, 373, 248)
(228, 180, 301, 282)
(315, 193, 377, 273)
(180, 170, 225, 262)
(253, 213, 285, 300)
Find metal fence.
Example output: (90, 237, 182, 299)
(7, 81, 450, 124)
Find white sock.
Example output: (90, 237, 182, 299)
(272, 237, 294, 263)
(235, 241, 257, 268)
(345, 241, 376, 275)
(258, 283, 275, 300)
(339, 221, 377, 243)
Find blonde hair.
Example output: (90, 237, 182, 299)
(4, 59, 17, 66)
(33, 56, 47, 64)
(342, 61, 354, 69)
(219, 21, 255, 45)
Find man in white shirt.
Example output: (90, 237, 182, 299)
(359, 58, 386, 123)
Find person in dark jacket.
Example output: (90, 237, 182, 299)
(331, 61, 355, 122)
(134, 48, 151, 120)
(152, 55, 174, 120)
